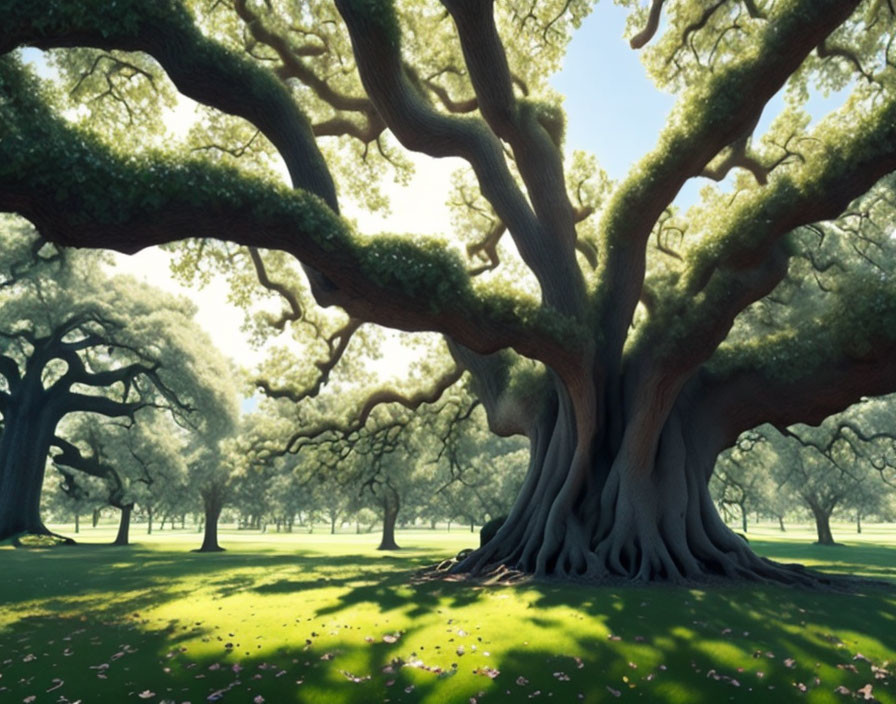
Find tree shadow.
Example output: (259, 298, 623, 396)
(3, 582, 894, 704)
(2, 538, 895, 703)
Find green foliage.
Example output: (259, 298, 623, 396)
(355, 234, 468, 311)
(520, 98, 566, 148)
(0, 217, 239, 445)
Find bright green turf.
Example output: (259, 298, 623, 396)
(1, 522, 894, 703)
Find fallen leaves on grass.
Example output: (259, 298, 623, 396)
(473, 666, 500, 679)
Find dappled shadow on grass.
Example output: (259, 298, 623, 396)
(2, 538, 896, 703)
(0, 543, 436, 612)
(516, 582, 896, 702)
(2, 582, 894, 704)
(749, 539, 896, 583)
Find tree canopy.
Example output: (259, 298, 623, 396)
(0, 219, 238, 541)
(2, 1, 896, 582)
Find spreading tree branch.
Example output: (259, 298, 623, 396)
(283, 364, 465, 454)
(629, 0, 666, 49)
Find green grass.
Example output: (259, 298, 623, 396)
(0, 522, 894, 703)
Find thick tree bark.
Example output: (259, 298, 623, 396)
(377, 488, 401, 551)
(195, 490, 225, 553)
(113, 503, 133, 546)
(0, 389, 62, 540)
(450, 378, 843, 586)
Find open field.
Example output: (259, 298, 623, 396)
(1, 523, 894, 703)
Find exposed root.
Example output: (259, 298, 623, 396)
(425, 547, 892, 592)
(434, 530, 894, 592)
(415, 556, 530, 586)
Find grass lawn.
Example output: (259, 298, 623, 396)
(0, 522, 894, 703)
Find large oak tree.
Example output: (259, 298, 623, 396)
(2, 0, 896, 582)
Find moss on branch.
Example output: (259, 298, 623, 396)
(682, 94, 896, 294)
(1, 57, 584, 356)
(707, 273, 896, 383)
(338, 0, 401, 48)
(1, 0, 335, 208)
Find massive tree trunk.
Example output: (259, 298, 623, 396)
(451, 375, 834, 586)
(113, 503, 133, 546)
(377, 487, 401, 551)
(195, 488, 225, 553)
(5, 0, 888, 590)
(0, 388, 64, 541)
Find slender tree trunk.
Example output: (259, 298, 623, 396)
(196, 489, 225, 553)
(92, 508, 101, 528)
(740, 504, 748, 534)
(113, 504, 133, 546)
(146, 506, 153, 535)
(74, 512, 80, 534)
(809, 503, 837, 545)
(447, 519, 451, 532)
(330, 513, 337, 535)
(856, 511, 862, 534)
(778, 515, 786, 532)
(377, 488, 401, 550)
(470, 517, 475, 533)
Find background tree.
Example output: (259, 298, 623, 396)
(725, 419, 895, 545)
(40, 464, 105, 535)
(0, 220, 237, 541)
(422, 404, 527, 532)
(4, 1, 896, 582)
(711, 431, 795, 533)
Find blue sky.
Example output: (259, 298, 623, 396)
(550, 4, 851, 208)
(552, 3, 674, 183)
